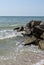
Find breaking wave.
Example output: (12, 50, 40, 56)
(0, 30, 23, 40)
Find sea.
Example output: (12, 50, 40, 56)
(0, 16, 44, 65)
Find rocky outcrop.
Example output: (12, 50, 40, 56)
(13, 20, 44, 50)
(23, 20, 44, 49)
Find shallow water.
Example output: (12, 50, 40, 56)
(0, 44, 44, 65)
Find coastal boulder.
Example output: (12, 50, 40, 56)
(23, 36, 37, 46)
(39, 40, 44, 50)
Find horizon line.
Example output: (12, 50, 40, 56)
(1, 15, 44, 17)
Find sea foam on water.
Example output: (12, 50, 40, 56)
(0, 30, 23, 39)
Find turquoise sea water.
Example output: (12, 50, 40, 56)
(0, 16, 44, 65)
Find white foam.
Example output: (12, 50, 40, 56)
(0, 55, 16, 60)
(0, 30, 23, 40)
(27, 45, 44, 53)
(9, 24, 20, 26)
(33, 59, 44, 65)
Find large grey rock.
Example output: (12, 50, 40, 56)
(39, 40, 44, 50)
(23, 36, 37, 46)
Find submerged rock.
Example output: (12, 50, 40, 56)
(39, 40, 44, 50)
(13, 26, 24, 32)
(18, 26, 24, 32)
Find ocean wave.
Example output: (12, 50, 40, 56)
(0, 30, 23, 40)
(0, 24, 22, 27)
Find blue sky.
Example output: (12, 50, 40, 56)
(0, 0, 44, 16)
